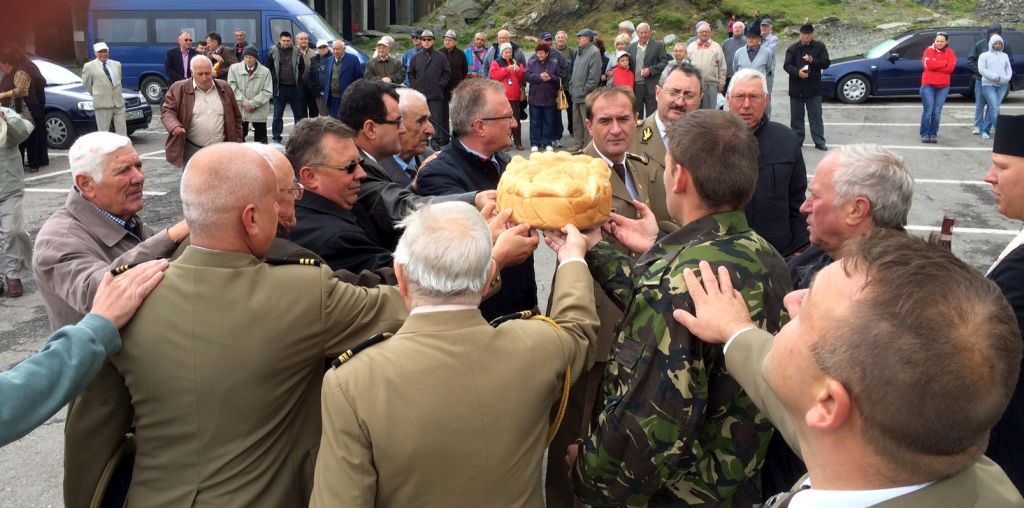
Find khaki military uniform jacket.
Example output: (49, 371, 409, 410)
(310, 260, 599, 508)
(628, 114, 671, 226)
(31, 190, 178, 508)
(728, 329, 1024, 508)
(110, 246, 408, 507)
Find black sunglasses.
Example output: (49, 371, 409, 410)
(375, 117, 402, 126)
(307, 157, 364, 174)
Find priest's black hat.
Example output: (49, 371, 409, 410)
(994, 115, 1024, 158)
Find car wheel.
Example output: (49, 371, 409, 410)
(44, 111, 76, 150)
(140, 76, 167, 104)
(837, 74, 870, 104)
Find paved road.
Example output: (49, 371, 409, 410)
(1, 90, 1021, 506)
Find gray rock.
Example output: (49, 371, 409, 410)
(819, 15, 841, 24)
(388, 25, 420, 34)
(876, 22, 912, 31)
(444, 0, 484, 19)
(949, 18, 976, 27)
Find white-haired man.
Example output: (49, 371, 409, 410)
(310, 201, 599, 506)
(618, 20, 639, 43)
(0, 106, 33, 297)
(628, 22, 669, 118)
(687, 21, 726, 109)
(722, 21, 746, 86)
(32, 131, 189, 508)
(161, 55, 243, 167)
(726, 68, 807, 256)
(106, 143, 408, 506)
(788, 144, 913, 289)
(379, 87, 435, 186)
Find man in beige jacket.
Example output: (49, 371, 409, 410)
(311, 202, 599, 507)
(674, 230, 1024, 507)
(81, 42, 126, 135)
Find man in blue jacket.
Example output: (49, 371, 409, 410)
(319, 40, 364, 119)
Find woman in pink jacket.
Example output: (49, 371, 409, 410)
(490, 43, 526, 150)
(919, 32, 956, 144)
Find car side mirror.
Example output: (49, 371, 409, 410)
(888, 52, 900, 62)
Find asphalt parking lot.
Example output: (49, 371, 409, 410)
(1, 89, 1022, 506)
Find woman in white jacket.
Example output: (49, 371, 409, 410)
(978, 34, 1012, 140)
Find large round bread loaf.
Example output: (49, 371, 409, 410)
(496, 152, 612, 230)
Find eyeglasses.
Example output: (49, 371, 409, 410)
(280, 181, 304, 199)
(729, 93, 766, 103)
(375, 117, 403, 126)
(307, 157, 364, 174)
(421, 37, 434, 41)
(479, 114, 516, 122)
(662, 89, 701, 102)
(183, 39, 193, 42)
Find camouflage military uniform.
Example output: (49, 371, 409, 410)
(572, 210, 792, 507)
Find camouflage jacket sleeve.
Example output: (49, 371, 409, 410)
(586, 239, 636, 311)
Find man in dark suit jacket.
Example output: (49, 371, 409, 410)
(416, 79, 537, 322)
(674, 230, 1023, 507)
(626, 23, 669, 118)
(164, 31, 198, 84)
(984, 114, 1024, 492)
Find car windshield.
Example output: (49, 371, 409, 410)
(33, 59, 82, 86)
(865, 38, 899, 59)
(296, 14, 342, 45)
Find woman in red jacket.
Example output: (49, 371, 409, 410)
(490, 43, 526, 150)
(919, 32, 956, 144)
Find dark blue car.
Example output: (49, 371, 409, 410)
(821, 27, 1024, 103)
(33, 57, 152, 149)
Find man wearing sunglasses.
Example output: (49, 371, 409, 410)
(408, 30, 451, 150)
(164, 31, 199, 84)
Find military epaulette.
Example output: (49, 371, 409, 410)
(264, 256, 321, 267)
(110, 262, 141, 276)
(625, 152, 650, 165)
(488, 310, 562, 331)
(636, 118, 645, 127)
(331, 332, 393, 368)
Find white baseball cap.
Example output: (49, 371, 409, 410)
(93, 42, 110, 53)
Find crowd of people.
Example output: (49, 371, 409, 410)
(0, 15, 1023, 508)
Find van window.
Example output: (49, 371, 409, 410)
(215, 18, 259, 48)
(270, 18, 295, 42)
(96, 17, 149, 44)
(1003, 32, 1024, 53)
(156, 17, 209, 43)
(897, 34, 932, 60)
(295, 14, 342, 46)
(949, 34, 975, 58)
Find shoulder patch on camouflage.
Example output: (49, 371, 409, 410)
(332, 332, 393, 368)
(264, 256, 322, 267)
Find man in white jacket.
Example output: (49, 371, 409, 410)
(81, 42, 126, 135)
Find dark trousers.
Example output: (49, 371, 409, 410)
(789, 94, 826, 147)
(20, 110, 48, 168)
(427, 99, 447, 149)
(528, 104, 558, 148)
(271, 84, 305, 141)
(633, 81, 657, 118)
(509, 100, 523, 148)
(242, 122, 268, 143)
(304, 91, 319, 118)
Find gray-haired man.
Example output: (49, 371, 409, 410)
(0, 107, 33, 297)
(569, 29, 604, 150)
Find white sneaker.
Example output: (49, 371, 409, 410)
(531, 146, 539, 153)
(545, 146, 554, 152)
(972, 127, 980, 135)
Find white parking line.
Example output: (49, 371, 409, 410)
(916, 178, 989, 185)
(805, 143, 991, 151)
(24, 188, 167, 197)
(24, 169, 71, 182)
(906, 225, 1018, 236)
(828, 104, 1024, 110)
(823, 122, 973, 127)
(140, 149, 166, 157)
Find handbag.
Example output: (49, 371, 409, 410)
(556, 81, 569, 110)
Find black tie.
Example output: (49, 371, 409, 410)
(612, 162, 627, 183)
(102, 62, 113, 84)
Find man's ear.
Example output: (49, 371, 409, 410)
(671, 164, 691, 194)
(75, 174, 96, 197)
(362, 120, 377, 141)
(805, 378, 852, 431)
(241, 203, 260, 237)
(394, 262, 409, 298)
(298, 167, 317, 189)
(845, 197, 871, 226)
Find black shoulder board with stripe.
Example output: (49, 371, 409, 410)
(488, 310, 535, 327)
(626, 152, 650, 165)
(264, 257, 322, 267)
(110, 263, 140, 276)
(331, 332, 393, 368)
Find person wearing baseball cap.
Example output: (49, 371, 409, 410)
(439, 29, 467, 145)
(783, 22, 831, 150)
(365, 36, 404, 84)
(984, 113, 1024, 493)
(408, 29, 451, 148)
(760, 18, 779, 52)
(402, 29, 425, 85)
(81, 41, 127, 136)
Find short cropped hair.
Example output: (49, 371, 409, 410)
(190, 55, 212, 72)
(279, 31, 292, 39)
(584, 87, 636, 120)
(450, 79, 505, 137)
(68, 131, 132, 183)
(396, 87, 428, 116)
(339, 79, 400, 132)
(727, 68, 769, 96)
(815, 230, 1021, 479)
(206, 31, 222, 44)
(831, 144, 913, 229)
(666, 110, 758, 209)
(394, 202, 493, 302)
(286, 117, 357, 175)
(659, 61, 703, 89)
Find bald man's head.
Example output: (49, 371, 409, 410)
(181, 143, 278, 256)
(246, 143, 298, 231)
